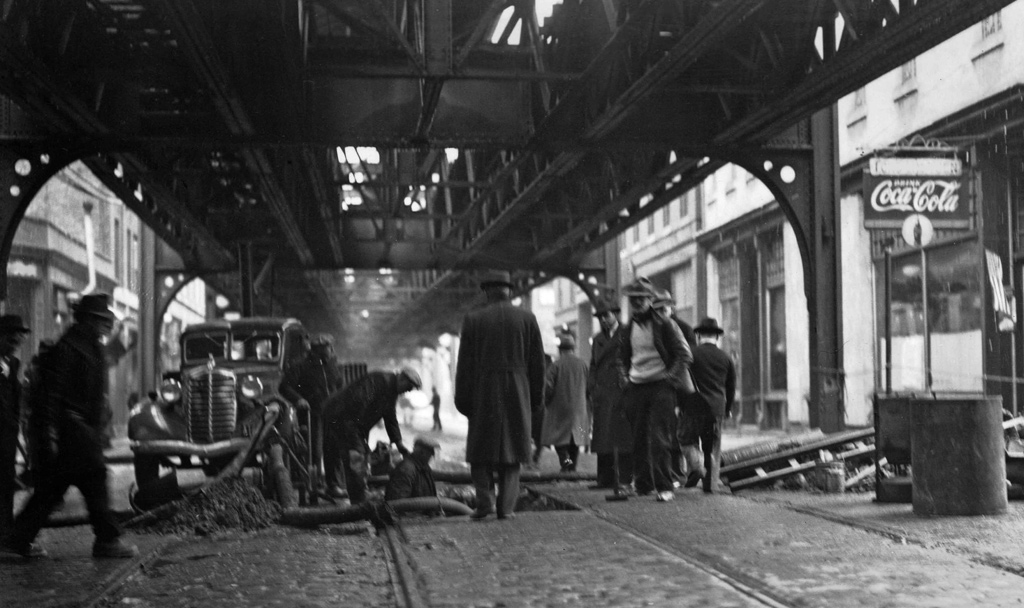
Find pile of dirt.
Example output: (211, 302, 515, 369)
(136, 478, 282, 536)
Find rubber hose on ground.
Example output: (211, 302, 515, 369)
(279, 496, 472, 527)
(368, 470, 597, 486)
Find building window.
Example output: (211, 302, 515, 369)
(852, 87, 866, 109)
(982, 11, 1002, 38)
(632, 224, 639, 242)
(129, 232, 139, 292)
(646, 214, 654, 235)
(662, 204, 671, 226)
(114, 218, 123, 282)
(900, 59, 916, 84)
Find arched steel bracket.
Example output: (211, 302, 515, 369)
(155, 271, 202, 324)
(511, 267, 614, 311)
(0, 143, 89, 300)
(714, 109, 845, 432)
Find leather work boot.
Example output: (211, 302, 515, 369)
(93, 538, 140, 559)
(1, 537, 48, 559)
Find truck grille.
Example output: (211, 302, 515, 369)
(183, 366, 237, 443)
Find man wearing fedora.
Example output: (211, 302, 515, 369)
(0, 314, 31, 545)
(2, 293, 138, 559)
(540, 334, 589, 473)
(455, 270, 545, 520)
(587, 296, 632, 489)
(690, 318, 736, 494)
(616, 277, 692, 502)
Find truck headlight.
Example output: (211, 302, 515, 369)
(159, 379, 182, 405)
(240, 376, 263, 399)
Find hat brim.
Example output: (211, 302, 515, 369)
(695, 327, 724, 335)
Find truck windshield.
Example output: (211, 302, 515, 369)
(183, 333, 228, 362)
(230, 331, 280, 361)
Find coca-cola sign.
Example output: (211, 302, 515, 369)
(863, 158, 970, 228)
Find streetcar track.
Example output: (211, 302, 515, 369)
(82, 537, 179, 608)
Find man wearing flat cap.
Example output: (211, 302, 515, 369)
(322, 367, 421, 504)
(0, 314, 30, 543)
(616, 277, 692, 503)
(540, 334, 589, 472)
(587, 296, 632, 488)
(455, 270, 545, 520)
(4, 294, 138, 559)
(281, 333, 344, 497)
(385, 437, 440, 501)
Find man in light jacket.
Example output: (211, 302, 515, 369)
(616, 278, 692, 502)
(541, 335, 589, 472)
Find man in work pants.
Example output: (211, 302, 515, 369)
(616, 278, 691, 502)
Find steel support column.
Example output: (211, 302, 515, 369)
(731, 107, 844, 432)
(238, 242, 254, 317)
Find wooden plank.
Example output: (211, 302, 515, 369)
(721, 428, 874, 476)
(728, 445, 875, 491)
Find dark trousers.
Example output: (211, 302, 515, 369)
(596, 452, 633, 487)
(623, 380, 677, 494)
(10, 432, 120, 547)
(336, 423, 369, 503)
(555, 437, 580, 472)
(1, 423, 17, 535)
(312, 404, 344, 490)
(471, 463, 521, 517)
(700, 415, 724, 492)
(676, 395, 707, 478)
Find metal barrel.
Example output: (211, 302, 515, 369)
(911, 396, 1007, 517)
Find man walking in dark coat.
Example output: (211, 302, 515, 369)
(588, 297, 632, 489)
(280, 333, 344, 497)
(455, 270, 545, 520)
(430, 387, 442, 431)
(616, 278, 691, 502)
(0, 315, 30, 544)
(323, 367, 420, 504)
(2, 294, 137, 559)
(541, 335, 589, 472)
(690, 318, 736, 494)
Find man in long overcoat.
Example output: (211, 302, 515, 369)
(541, 335, 589, 472)
(0, 315, 30, 542)
(3, 294, 137, 559)
(455, 270, 545, 520)
(587, 297, 632, 488)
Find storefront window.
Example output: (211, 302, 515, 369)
(878, 241, 981, 392)
(927, 243, 983, 391)
(767, 287, 787, 391)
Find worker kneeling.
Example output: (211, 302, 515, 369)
(385, 437, 440, 501)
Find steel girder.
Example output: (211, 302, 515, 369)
(0, 0, 1016, 362)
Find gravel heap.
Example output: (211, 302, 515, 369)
(137, 478, 282, 536)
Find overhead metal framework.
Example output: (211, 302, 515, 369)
(0, 0, 1013, 360)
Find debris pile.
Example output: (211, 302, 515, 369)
(134, 478, 281, 536)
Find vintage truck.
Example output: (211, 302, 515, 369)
(128, 317, 316, 504)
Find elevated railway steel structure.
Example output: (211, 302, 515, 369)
(0, 0, 1012, 430)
